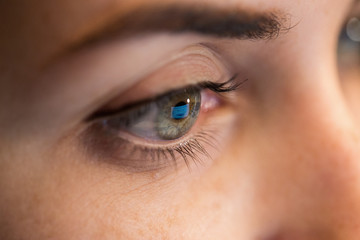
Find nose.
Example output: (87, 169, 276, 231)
(244, 74, 360, 239)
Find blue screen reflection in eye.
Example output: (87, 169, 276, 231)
(171, 102, 190, 120)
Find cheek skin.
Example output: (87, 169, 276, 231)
(1, 67, 360, 239)
(0, 143, 238, 239)
(231, 65, 360, 237)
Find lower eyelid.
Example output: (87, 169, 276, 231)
(81, 123, 220, 173)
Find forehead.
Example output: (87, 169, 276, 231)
(0, 0, 353, 71)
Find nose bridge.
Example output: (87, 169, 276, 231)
(295, 117, 360, 207)
(234, 64, 360, 238)
(263, 79, 360, 237)
(304, 112, 360, 237)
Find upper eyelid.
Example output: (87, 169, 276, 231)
(83, 43, 234, 118)
(37, 35, 230, 127)
(86, 74, 242, 122)
(167, 43, 226, 64)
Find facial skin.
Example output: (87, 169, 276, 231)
(1, 0, 360, 239)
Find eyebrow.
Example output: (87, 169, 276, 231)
(72, 5, 290, 50)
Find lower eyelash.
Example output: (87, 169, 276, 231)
(80, 122, 220, 172)
(138, 132, 214, 170)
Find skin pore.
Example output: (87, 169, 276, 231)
(1, 0, 360, 239)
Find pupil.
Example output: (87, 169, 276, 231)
(175, 101, 187, 107)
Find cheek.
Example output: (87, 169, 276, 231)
(0, 148, 218, 239)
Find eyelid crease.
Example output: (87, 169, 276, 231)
(68, 42, 229, 122)
(85, 74, 244, 122)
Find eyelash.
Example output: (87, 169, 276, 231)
(86, 74, 242, 121)
(83, 75, 245, 172)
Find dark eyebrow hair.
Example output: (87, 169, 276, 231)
(72, 5, 291, 50)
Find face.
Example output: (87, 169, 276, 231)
(1, 0, 360, 239)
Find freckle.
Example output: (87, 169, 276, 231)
(151, 172, 161, 180)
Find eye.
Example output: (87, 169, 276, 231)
(338, 16, 360, 69)
(338, 9, 360, 124)
(77, 43, 245, 173)
(82, 75, 243, 172)
(102, 86, 201, 141)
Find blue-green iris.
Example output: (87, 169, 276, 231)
(104, 86, 201, 141)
